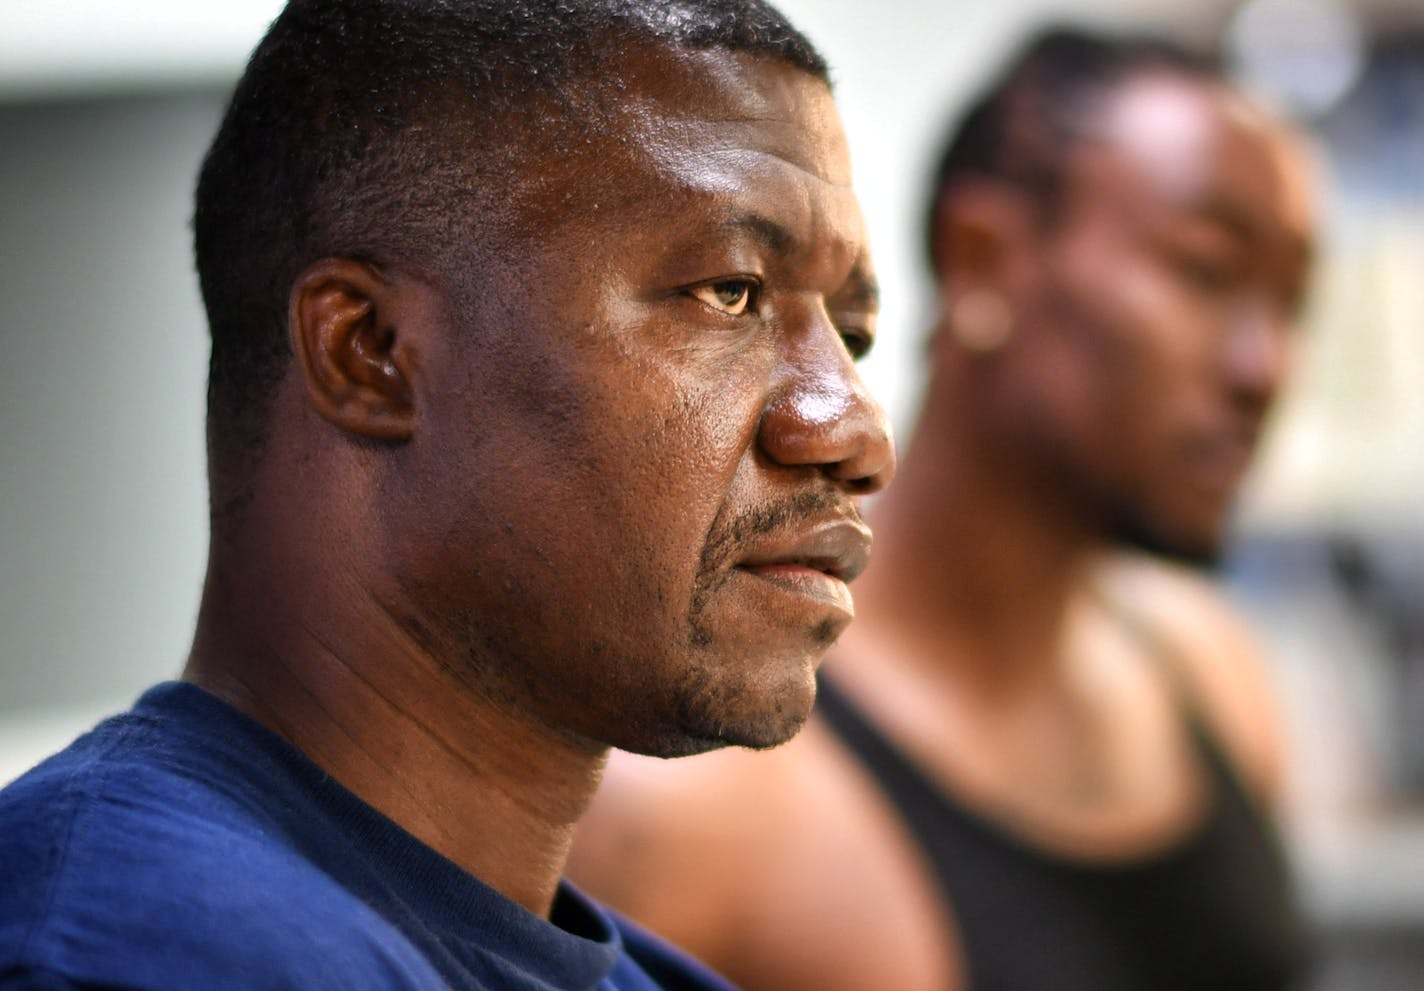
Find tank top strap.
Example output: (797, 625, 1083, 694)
(1086, 579, 1260, 813)
(814, 671, 951, 837)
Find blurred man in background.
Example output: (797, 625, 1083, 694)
(0, 1, 894, 988)
(572, 26, 1317, 991)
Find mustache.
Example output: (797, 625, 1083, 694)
(694, 489, 862, 591)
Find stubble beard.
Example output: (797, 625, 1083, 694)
(1096, 488, 1226, 569)
(643, 489, 853, 757)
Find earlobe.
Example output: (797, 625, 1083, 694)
(930, 182, 1035, 358)
(288, 258, 416, 441)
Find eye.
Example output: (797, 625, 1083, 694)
(839, 326, 874, 361)
(1176, 253, 1240, 293)
(689, 279, 757, 316)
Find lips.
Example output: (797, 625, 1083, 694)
(734, 518, 872, 610)
(1186, 420, 1263, 494)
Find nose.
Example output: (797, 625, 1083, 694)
(758, 319, 896, 496)
(1223, 301, 1294, 411)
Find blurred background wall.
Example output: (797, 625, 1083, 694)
(2, 1, 1423, 987)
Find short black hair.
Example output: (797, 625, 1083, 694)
(925, 25, 1219, 272)
(193, 0, 827, 495)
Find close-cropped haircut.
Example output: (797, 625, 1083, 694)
(924, 26, 1220, 273)
(193, 0, 827, 490)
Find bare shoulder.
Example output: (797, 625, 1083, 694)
(572, 730, 811, 908)
(1097, 552, 1287, 804)
(570, 718, 959, 991)
(570, 725, 833, 976)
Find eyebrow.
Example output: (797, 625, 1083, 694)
(841, 268, 881, 313)
(1189, 198, 1315, 270)
(1186, 199, 1258, 243)
(716, 213, 879, 308)
(719, 213, 798, 258)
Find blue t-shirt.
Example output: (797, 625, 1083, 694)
(0, 683, 733, 991)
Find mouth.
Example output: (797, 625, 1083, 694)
(1185, 422, 1262, 496)
(734, 518, 872, 613)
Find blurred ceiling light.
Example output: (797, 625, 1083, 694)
(0, 1, 283, 99)
(1227, 0, 1365, 119)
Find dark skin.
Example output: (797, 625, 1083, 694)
(571, 72, 1315, 990)
(184, 48, 893, 918)
(954, 78, 1314, 565)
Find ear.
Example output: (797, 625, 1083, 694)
(288, 258, 416, 441)
(930, 180, 1037, 298)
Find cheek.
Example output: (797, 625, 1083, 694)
(488, 355, 761, 626)
(1053, 243, 1209, 407)
(1005, 257, 1192, 486)
(406, 275, 772, 639)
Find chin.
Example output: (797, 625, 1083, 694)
(1103, 501, 1226, 569)
(623, 648, 820, 759)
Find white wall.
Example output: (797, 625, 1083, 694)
(0, 95, 219, 726)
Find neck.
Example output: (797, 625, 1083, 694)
(841, 385, 1103, 695)
(185, 525, 605, 918)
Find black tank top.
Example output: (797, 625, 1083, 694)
(815, 671, 1312, 990)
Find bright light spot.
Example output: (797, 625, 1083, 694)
(0, 1, 285, 98)
(1228, 0, 1365, 119)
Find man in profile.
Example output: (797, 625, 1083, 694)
(0, 1, 893, 988)
(572, 27, 1316, 991)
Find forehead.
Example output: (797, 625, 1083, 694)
(620, 48, 852, 182)
(514, 48, 863, 254)
(1073, 74, 1315, 240)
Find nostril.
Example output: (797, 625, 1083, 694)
(832, 422, 896, 495)
(757, 354, 895, 490)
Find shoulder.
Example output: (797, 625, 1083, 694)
(571, 720, 958, 991)
(1097, 552, 1288, 804)
(0, 731, 433, 991)
(572, 733, 815, 943)
(571, 744, 769, 984)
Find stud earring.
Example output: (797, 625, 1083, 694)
(948, 289, 1014, 353)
